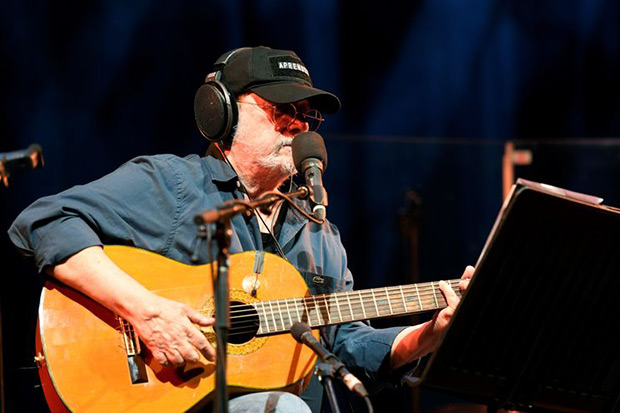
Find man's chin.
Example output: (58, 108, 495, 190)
(255, 153, 295, 176)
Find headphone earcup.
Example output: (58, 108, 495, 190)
(194, 81, 238, 142)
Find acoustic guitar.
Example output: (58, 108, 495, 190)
(35, 245, 460, 412)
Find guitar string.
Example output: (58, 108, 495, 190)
(224, 280, 461, 316)
(233, 286, 458, 318)
(223, 293, 457, 331)
(225, 291, 441, 338)
(220, 281, 462, 337)
(222, 288, 450, 339)
(224, 281, 461, 321)
(224, 280, 460, 309)
(226, 298, 449, 335)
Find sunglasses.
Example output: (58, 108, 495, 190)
(239, 101, 324, 131)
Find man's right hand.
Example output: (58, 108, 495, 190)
(126, 294, 215, 367)
(49, 246, 216, 368)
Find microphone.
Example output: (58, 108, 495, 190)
(290, 322, 369, 398)
(292, 132, 328, 221)
(1, 143, 44, 187)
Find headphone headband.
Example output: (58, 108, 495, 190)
(206, 47, 252, 83)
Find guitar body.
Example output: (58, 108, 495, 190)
(36, 246, 318, 412)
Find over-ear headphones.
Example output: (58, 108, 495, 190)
(194, 47, 251, 143)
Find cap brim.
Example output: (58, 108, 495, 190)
(250, 82, 341, 114)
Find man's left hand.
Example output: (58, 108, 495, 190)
(390, 265, 474, 369)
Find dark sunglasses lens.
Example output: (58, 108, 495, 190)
(277, 104, 297, 120)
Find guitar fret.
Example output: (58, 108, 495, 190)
(358, 290, 367, 319)
(414, 283, 423, 311)
(277, 299, 291, 331)
(284, 299, 293, 329)
(323, 296, 332, 324)
(303, 298, 312, 326)
(244, 281, 457, 336)
(276, 300, 285, 331)
(431, 282, 439, 308)
(293, 298, 302, 325)
(385, 287, 394, 315)
(312, 296, 323, 325)
(345, 291, 354, 321)
(395, 287, 406, 313)
(398, 286, 407, 313)
(268, 301, 278, 331)
(334, 294, 343, 322)
(371, 289, 380, 317)
(316, 298, 323, 325)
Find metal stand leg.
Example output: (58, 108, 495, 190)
(317, 361, 341, 413)
(214, 220, 232, 413)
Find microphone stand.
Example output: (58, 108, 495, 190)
(212, 218, 231, 413)
(195, 187, 309, 225)
(316, 360, 342, 413)
(194, 186, 310, 413)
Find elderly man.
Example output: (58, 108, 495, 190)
(9, 46, 471, 412)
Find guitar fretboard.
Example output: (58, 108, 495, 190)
(251, 280, 461, 335)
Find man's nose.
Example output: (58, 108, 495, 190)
(284, 116, 309, 136)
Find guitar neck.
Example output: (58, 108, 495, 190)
(254, 280, 461, 335)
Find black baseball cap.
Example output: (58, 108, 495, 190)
(215, 46, 341, 114)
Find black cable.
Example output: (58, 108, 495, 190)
(206, 222, 216, 292)
(363, 396, 374, 413)
(259, 190, 324, 225)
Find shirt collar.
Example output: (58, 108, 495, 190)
(202, 153, 238, 184)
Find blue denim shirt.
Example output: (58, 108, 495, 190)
(8, 154, 413, 411)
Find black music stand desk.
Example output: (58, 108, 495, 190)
(414, 180, 620, 412)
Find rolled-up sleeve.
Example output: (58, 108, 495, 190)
(7, 155, 183, 272)
(21, 215, 102, 271)
(332, 319, 419, 392)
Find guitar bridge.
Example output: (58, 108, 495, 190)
(118, 316, 148, 384)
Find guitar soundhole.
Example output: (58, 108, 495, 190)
(228, 301, 259, 344)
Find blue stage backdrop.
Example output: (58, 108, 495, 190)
(2, 1, 620, 412)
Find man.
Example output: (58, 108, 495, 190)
(8, 46, 472, 412)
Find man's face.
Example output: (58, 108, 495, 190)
(231, 93, 310, 176)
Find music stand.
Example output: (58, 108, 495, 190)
(413, 179, 620, 412)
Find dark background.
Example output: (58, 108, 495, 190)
(2, 1, 620, 412)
